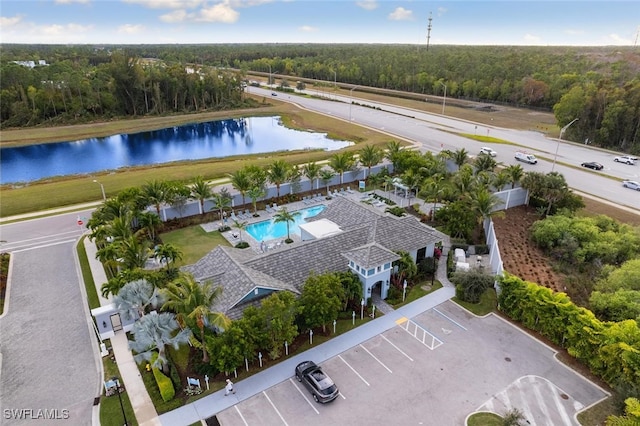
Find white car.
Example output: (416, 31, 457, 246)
(614, 155, 636, 165)
(622, 180, 640, 191)
(479, 147, 497, 157)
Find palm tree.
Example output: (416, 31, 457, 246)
(161, 274, 230, 362)
(473, 153, 498, 174)
(191, 176, 213, 215)
(469, 187, 505, 228)
(140, 180, 172, 217)
(128, 311, 192, 374)
(541, 172, 569, 216)
(450, 148, 469, 170)
(113, 279, 163, 321)
(267, 159, 292, 199)
(232, 220, 248, 243)
(273, 207, 301, 242)
(228, 168, 251, 207)
(303, 162, 322, 191)
(502, 408, 526, 426)
(359, 145, 384, 180)
(383, 175, 396, 199)
(319, 169, 335, 196)
(329, 152, 355, 184)
(247, 186, 265, 215)
(492, 170, 511, 191)
(154, 243, 183, 269)
(421, 176, 445, 217)
(505, 164, 525, 189)
(211, 188, 232, 221)
(138, 210, 162, 242)
(114, 235, 151, 270)
(401, 170, 422, 206)
(385, 140, 403, 172)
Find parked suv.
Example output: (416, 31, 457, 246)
(479, 147, 497, 157)
(295, 361, 339, 403)
(614, 155, 636, 165)
(514, 152, 537, 164)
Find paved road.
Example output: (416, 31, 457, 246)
(250, 86, 640, 212)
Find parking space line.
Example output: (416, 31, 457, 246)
(359, 344, 392, 373)
(233, 405, 249, 426)
(263, 391, 290, 426)
(395, 317, 408, 325)
(380, 334, 414, 362)
(433, 307, 468, 330)
(401, 319, 443, 350)
(338, 355, 370, 386)
(288, 378, 319, 414)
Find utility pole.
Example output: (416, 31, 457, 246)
(426, 12, 433, 51)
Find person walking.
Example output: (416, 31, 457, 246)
(224, 379, 236, 396)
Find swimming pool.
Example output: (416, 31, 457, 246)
(246, 204, 326, 241)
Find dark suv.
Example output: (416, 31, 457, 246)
(295, 361, 339, 403)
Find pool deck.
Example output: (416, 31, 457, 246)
(200, 187, 406, 254)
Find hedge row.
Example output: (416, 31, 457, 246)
(498, 273, 640, 389)
(151, 352, 175, 402)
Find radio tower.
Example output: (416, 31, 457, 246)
(426, 12, 433, 51)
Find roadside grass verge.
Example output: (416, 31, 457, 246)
(77, 236, 101, 310)
(101, 342, 138, 426)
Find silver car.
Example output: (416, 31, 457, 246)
(622, 180, 640, 191)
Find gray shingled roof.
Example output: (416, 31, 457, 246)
(182, 197, 441, 315)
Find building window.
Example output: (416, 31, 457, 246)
(349, 261, 354, 268)
(384, 263, 391, 270)
(356, 265, 360, 272)
(368, 268, 375, 276)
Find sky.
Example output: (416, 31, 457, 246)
(0, 0, 638, 46)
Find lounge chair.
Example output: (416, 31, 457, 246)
(265, 205, 273, 213)
(272, 203, 278, 210)
(230, 211, 238, 221)
(302, 196, 310, 205)
(244, 209, 251, 218)
(374, 200, 386, 208)
(347, 186, 354, 193)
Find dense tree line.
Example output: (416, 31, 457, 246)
(3, 43, 638, 151)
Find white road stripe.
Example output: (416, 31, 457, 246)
(359, 344, 392, 373)
(433, 307, 468, 330)
(338, 355, 370, 386)
(233, 405, 249, 426)
(13, 239, 77, 253)
(289, 378, 319, 414)
(263, 391, 289, 426)
(380, 334, 414, 361)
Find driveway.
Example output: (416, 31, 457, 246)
(0, 241, 100, 425)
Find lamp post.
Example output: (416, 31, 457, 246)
(268, 64, 272, 86)
(439, 81, 447, 115)
(552, 118, 579, 172)
(332, 70, 337, 99)
(349, 85, 360, 121)
(93, 179, 106, 201)
(111, 376, 128, 426)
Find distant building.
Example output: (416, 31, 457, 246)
(12, 60, 48, 68)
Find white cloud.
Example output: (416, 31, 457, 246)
(122, 0, 203, 9)
(196, 2, 239, 23)
(38, 23, 93, 37)
(160, 9, 190, 23)
(54, 0, 90, 4)
(523, 33, 542, 43)
(356, 0, 378, 11)
(606, 33, 631, 45)
(118, 24, 145, 34)
(0, 15, 23, 27)
(299, 25, 317, 32)
(437, 7, 447, 17)
(564, 29, 585, 36)
(388, 7, 413, 21)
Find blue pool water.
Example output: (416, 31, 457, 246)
(246, 205, 326, 241)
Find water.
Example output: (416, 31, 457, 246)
(246, 204, 326, 242)
(0, 117, 352, 184)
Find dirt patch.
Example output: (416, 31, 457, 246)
(491, 205, 567, 292)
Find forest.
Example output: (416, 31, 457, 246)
(1, 43, 639, 152)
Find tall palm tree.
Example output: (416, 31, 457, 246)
(319, 169, 335, 195)
(161, 274, 230, 362)
(473, 154, 498, 174)
(273, 207, 301, 242)
(191, 176, 213, 215)
(329, 152, 355, 184)
(492, 170, 511, 192)
(450, 148, 469, 170)
(358, 145, 384, 180)
(228, 168, 251, 207)
(247, 186, 265, 215)
(211, 187, 232, 220)
(154, 243, 183, 269)
(385, 140, 403, 172)
(140, 180, 172, 217)
(267, 159, 292, 199)
(138, 210, 162, 242)
(303, 162, 322, 191)
(401, 170, 421, 206)
(469, 187, 505, 228)
(421, 176, 445, 216)
(232, 220, 248, 243)
(541, 172, 570, 216)
(505, 164, 525, 189)
(113, 279, 163, 321)
(129, 311, 192, 374)
(115, 235, 151, 270)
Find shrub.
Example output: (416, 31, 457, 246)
(150, 353, 175, 402)
(475, 244, 489, 255)
(218, 225, 231, 232)
(235, 241, 249, 249)
(418, 257, 437, 278)
(386, 206, 405, 217)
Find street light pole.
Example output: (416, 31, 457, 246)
(333, 70, 337, 98)
(93, 179, 106, 201)
(552, 118, 579, 172)
(349, 85, 360, 121)
(112, 376, 128, 426)
(439, 81, 447, 115)
(268, 64, 272, 86)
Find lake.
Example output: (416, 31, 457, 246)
(0, 116, 352, 184)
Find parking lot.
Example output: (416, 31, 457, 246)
(215, 301, 608, 426)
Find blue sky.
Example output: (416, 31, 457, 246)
(1, 1, 638, 46)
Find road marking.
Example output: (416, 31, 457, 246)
(401, 319, 443, 350)
(433, 307, 468, 330)
(359, 344, 392, 373)
(233, 405, 249, 426)
(380, 334, 414, 362)
(395, 317, 408, 325)
(289, 378, 319, 414)
(338, 391, 346, 400)
(13, 239, 77, 253)
(338, 355, 370, 386)
(263, 391, 290, 426)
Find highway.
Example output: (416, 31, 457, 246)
(250, 86, 640, 212)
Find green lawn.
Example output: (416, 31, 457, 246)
(160, 226, 230, 266)
(101, 343, 139, 426)
(390, 280, 443, 309)
(452, 288, 498, 316)
(466, 411, 503, 426)
(77, 236, 101, 310)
